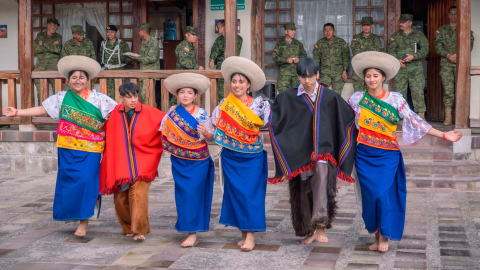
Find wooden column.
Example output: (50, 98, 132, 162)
(387, 0, 399, 93)
(455, 0, 471, 128)
(19, 0, 33, 124)
(132, 0, 147, 55)
(251, 0, 263, 67)
(224, 0, 237, 96)
(193, 0, 206, 69)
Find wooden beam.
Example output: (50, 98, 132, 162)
(224, 0, 237, 97)
(0, 117, 22, 125)
(115, 78, 122, 103)
(455, 0, 471, 128)
(470, 66, 480, 76)
(32, 70, 223, 79)
(7, 79, 17, 108)
(100, 79, 108, 95)
(31, 117, 59, 125)
(251, 0, 263, 67)
(209, 78, 218, 115)
(145, 79, 155, 107)
(55, 79, 63, 94)
(161, 79, 169, 113)
(19, 0, 33, 124)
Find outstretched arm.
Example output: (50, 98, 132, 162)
(427, 128, 462, 142)
(3, 106, 46, 117)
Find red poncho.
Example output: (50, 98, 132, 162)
(99, 103, 166, 195)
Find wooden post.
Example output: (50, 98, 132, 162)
(455, 0, 471, 128)
(115, 78, 122, 103)
(251, 0, 263, 67)
(161, 79, 169, 113)
(7, 79, 16, 108)
(194, 0, 206, 69)
(55, 79, 63, 94)
(19, 0, 33, 125)
(224, 0, 237, 97)
(100, 79, 108, 95)
(209, 78, 218, 114)
(145, 79, 155, 107)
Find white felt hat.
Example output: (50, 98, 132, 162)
(164, 73, 211, 96)
(221, 56, 266, 92)
(57, 55, 101, 80)
(351, 51, 400, 81)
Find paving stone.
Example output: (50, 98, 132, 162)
(395, 251, 427, 260)
(393, 261, 427, 269)
(350, 254, 383, 262)
(42, 263, 78, 270)
(0, 249, 15, 258)
(438, 233, 468, 240)
(346, 263, 379, 270)
(439, 241, 471, 249)
(195, 241, 225, 249)
(397, 242, 427, 250)
(441, 258, 475, 267)
(440, 249, 471, 257)
(311, 246, 342, 253)
(438, 226, 466, 232)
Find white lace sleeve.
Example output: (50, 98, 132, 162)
(196, 108, 215, 141)
(42, 91, 66, 120)
(211, 99, 224, 127)
(97, 92, 118, 120)
(347, 91, 363, 130)
(159, 106, 175, 131)
(393, 93, 432, 145)
(250, 96, 271, 126)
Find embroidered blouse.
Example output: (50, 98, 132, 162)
(159, 105, 215, 142)
(212, 96, 271, 126)
(42, 89, 117, 120)
(347, 91, 432, 146)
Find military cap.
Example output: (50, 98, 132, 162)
(284, 22, 297, 30)
(106, 25, 118, 32)
(361, 17, 374, 25)
(398, 14, 413, 23)
(46, 18, 60, 26)
(186, 26, 198, 35)
(71, 25, 85, 35)
(139, 23, 151, 30)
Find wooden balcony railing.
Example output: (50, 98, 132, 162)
(0, 70, 223, 127)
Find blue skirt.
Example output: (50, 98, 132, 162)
(355, 143, 406, 241)
(53, 148, 101, 221)
(171, 156, 215, 233)
(219, 148, 267, 231)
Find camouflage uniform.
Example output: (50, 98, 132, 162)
(135, 23, 160, 102)
(272, 23, 307, 93)
(435, 23, 474, 109)
(175, 27, 200, 70)
(388, 14, 429, 113)
(101, 27, 132, 99)
(313, 36, 350, 94)
(351, 17, 382, 92)
(209, 34, 243, 100)
(34, 18, 62, 104)
(63, 26, 96, 60)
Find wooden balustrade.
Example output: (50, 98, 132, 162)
(470, 66, 480, 76)
(0, 71, 21, 125)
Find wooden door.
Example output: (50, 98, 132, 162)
(426, 0, 454, 122)
(163, 40, 182, 69)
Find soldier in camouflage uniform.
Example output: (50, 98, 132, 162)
(34, 18, 62, 104)
(313, 23, 350, 95)
(63, 25, 96, 59)
(176, 26, 204, 70)
(209, 20, 243, 101)
(351, 17, 382, 92)
(435, 6, 474, 125)
(128, 23, 160, 103)
(272, 22, 307, 93)
(388, 14, 429, 119)
(101, 25, 132, 99)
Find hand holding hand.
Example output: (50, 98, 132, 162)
(39, 40, 43, 46)
(128, 55, 138, 60)
(287, 58, 294, 64)
(293, 57, 300, 63)
(3, 107, 17, 117)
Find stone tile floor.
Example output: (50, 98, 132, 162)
(0, 174, 480, 269)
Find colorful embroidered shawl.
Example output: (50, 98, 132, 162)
(161, 105, 209, 160)
(214, 93, 264, 153)
(357, 91, 401, 150)
(56, 90, 106, 153)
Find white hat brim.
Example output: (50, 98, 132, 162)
(221, 56, 266, 92)
(351, 51, 400, 81)
(58, 55, 101, 80)
(164, 73, 211, 96)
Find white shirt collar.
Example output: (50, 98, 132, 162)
(297, 82, 319, 97)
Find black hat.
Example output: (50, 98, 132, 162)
(107, 25, 118, 32)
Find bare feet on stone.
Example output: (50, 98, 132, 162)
(240, 231, 255, 251)
(378, 234, 389, 252)
(301, 233, 317, 245)
(181, 233, 197, 247)
(134, 235, 145, 240)
(316, 226, 328, 242)
(369, 231, 380, 251)
(126, 233, 134, 237)
(74, 219, 88, 237)
(237, 231, 247, 247)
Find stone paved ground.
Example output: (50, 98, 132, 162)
(0, 174, 480, 270)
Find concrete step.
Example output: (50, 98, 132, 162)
(404, 160, 480, 176)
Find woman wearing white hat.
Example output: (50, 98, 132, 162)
(160, 73, 215, 247)
(3, 56, 117, 236)
(348, 51, 462, 251)
(211, 56, 270, 251)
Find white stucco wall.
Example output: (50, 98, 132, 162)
(470, 0, 480, 121)
(0, 0, 18, 71)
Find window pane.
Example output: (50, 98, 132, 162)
(265, 12, 276, 23)
(373, 23, 384, 35)
(33, 5, 40, 15)
(122, 1, 133, 12)
(126, 41, 132, 50)
(372, 0, 384, 6)
(33, 17, 40, 28)
(123, 28, 133, 39)
(33, 30, 39, 39)
(356, 0, 368, 6)
(279, 0, 291, 9)
(109, 2, 120, 12)
(42, 4, 52, 14)
(371, 9, 384, 20)
(337, 15, 348, 24)
(265, 40, 276, 51)
(265, 0, 276, 9)
(279, 25, 286, 36)
(356, 23, 361, 34)
(265, 26, 277, 37)
(336, 26, 348, 36)
(265, 53, 275, 64)
(123, 15, 133, 25)
(355, 9, 369, 21)
(279, 11, 291, 22)
(265, 66, 277, 78)
(109, 15, 120, 25)
(42, 17, 48, 27)
(325, 15, 336, 22)
(380, 38, 384, 49)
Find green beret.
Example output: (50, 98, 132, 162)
(186, 26, 198, 35)
(71, 25, 85, 35)
(139, 23, 151, 30)
(399, 14, 413, 23)
(284, 22, 297, 30)
(47, 18, 60, 26)
(361, 17, 374, 25)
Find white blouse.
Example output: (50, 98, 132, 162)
(211, 96, 271, 126)
(42, 89, 117, 120)
(347, 91, 432, 146)
(159, 105, 215, 142)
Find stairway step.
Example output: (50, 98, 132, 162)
(404, 160, 480, 175)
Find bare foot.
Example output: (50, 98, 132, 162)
(125, 233, 134, 237)
(240, 232, 255, 251)
(301, 233, 317, 245)
(369, 231, 380, 251)
(378, 234, 389, 252)
(316, 226, 328, 243)
(181, 233, 197, 247)
(74, 219, 88, 237)
(237, 231, 247, 247)
(133, 235, 145, 240)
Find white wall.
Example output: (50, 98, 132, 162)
(471, 0, 480, 120)
(0, 0, 18, 70)
(204, 0, 251, 68)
